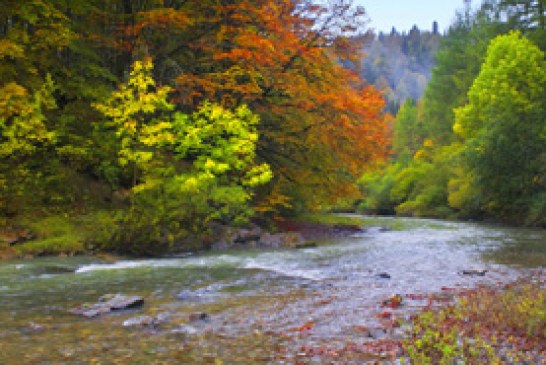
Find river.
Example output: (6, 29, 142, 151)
(0, 216, 544, 364)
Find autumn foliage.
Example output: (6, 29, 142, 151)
(0, 0, 389, 250)
(122, 0, 390, 210)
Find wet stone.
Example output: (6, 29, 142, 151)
(170, 324, 198, 336)
(122, 315, 156, 327)
(189, 312, 210, 322)
(460, 269, 487, 276)
(368, 328, 388, 340)
(69, 294, 145, 318)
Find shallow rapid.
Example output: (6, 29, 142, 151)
(0, 216, 543, 364)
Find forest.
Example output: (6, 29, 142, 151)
(359, 0, 546, 227)
(0, 0, 545, 257)
(0, 0, 389, 255)
(1, 1, 546, 364)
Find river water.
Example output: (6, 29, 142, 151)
(0, 216, 544, 364)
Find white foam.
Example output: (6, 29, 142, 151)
(76, 255, 243, 273)
(242, 258, 324, 280)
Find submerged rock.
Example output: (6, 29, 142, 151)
(170, 324, 198, 336)
(122, 312, 173, 328)
(69, 294, 145, 318)
(42, 265, 76, 274)
(122, 315, 156, 327)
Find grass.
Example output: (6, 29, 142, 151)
(2, 210, 119, 259)
(294, 212, 364, 227)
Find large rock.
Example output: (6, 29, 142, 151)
(211, 224, 263, 250)
(258, 232, 304, 248)
(69, 294, 144, 318)
(211, 224, 306, 249)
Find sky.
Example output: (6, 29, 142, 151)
(354, 0, 474, 34)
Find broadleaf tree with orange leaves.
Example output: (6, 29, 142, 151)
(118, 0, 390, 213)
(1, 0, 390, 230)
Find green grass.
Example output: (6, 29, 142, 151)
(6, 210, 118, 259)
(295, 212, 364, 227)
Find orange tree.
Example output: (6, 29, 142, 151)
(122, 0, 390, 213)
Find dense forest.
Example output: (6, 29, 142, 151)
(357, 24, 442, 113)
(1, 0, 545, 257)
(0, 0, 389, 255)
(359, 0, 546, 227)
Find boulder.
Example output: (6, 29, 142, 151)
(69, 294, 144, 318)
(234, 225, 262, 243)
(211, 224, 263, 249)
(258, 232, 304, 248)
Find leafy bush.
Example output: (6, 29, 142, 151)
(403, 281, 546, 364)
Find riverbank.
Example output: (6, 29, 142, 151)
(0, 212, 365, 261)
(0, 216, 544, 364)
(273, 272, 546, 364)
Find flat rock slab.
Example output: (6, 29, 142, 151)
(69, 294, 144, 318)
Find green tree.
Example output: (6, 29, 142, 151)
(422, 5, 505, 144)
(454, 31, 546, 223)
(95, 59, 272, 253)
(392, 99, 423, 156)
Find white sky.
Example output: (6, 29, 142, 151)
(354, 0, 481, 33)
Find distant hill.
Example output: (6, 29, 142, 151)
(356, 23, 442, 113)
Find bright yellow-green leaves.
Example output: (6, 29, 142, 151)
(454, 31, 546, 139)
(94, 59, 272, 245)
(94, 58, 174, 170)
(172, 102, 272, 193)
(453, 31, 546, 221)
(0, 76, 56, 158)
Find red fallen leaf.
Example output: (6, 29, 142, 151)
(298, 321, 315, 332)
(378, 311, 392, 319)
(382, 294, 403, 309)
(316, 299, 332, 305)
